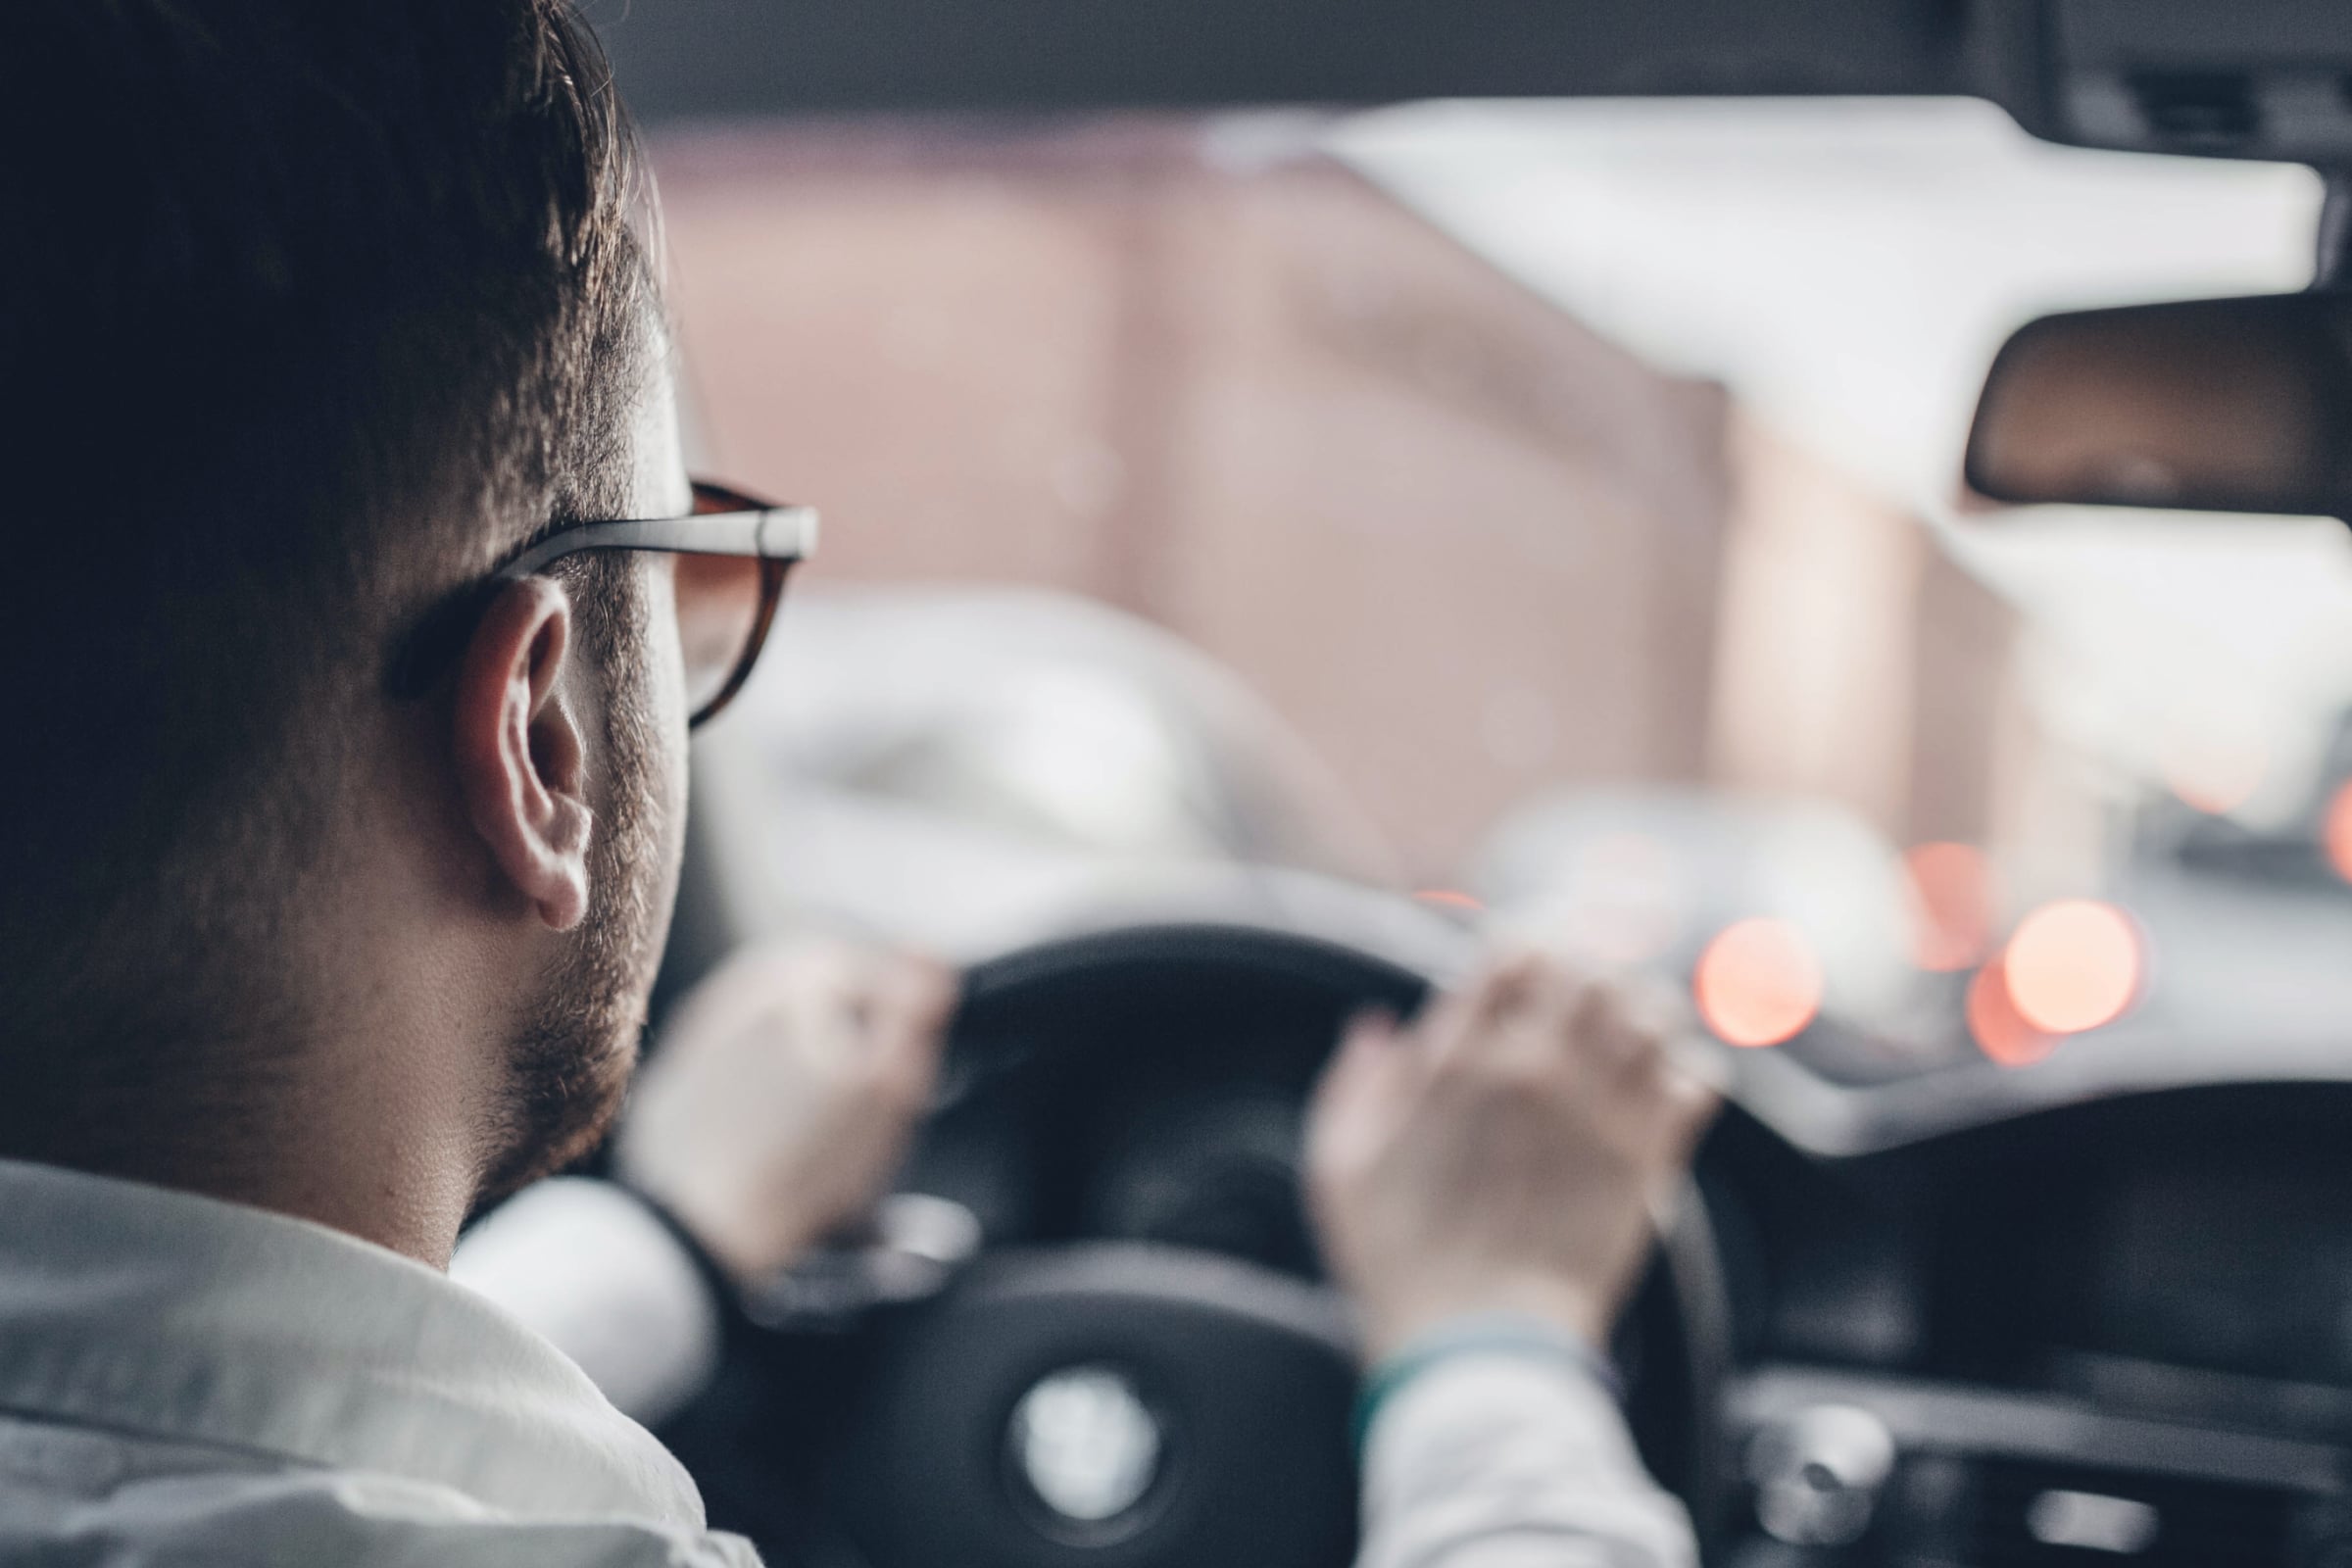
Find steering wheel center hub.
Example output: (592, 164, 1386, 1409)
(824, 1242, 1361, 1568)
(1006, 1364, 1164, 1531)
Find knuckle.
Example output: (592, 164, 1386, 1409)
(1482, 945, 1544, 984)
(1617, 1018, 1671, 1065)
(854, 1039, 908, 1085)
(1472, 949, 1544, 1007)
(780, 938, 854, 980)
(1478, 1051, 1555, 1097)
(874, 1046, 937, 1106)
(1424, 1054, 1485, 1100)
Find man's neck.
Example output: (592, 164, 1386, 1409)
(14, 1000, 506, 1269)
(17, 1095, 480, 1269)
(194, 1096, 484, 1267)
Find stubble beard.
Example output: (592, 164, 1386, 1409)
(475, 566, 681, 1207)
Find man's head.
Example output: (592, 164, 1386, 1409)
(0, 0, 692, 1225)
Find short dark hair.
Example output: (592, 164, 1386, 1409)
(0, 0, 656, 1152)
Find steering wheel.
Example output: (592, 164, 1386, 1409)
(664, 924, 1731, 1568)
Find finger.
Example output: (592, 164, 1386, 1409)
(1429, 948, 1552, 1064)
(864, 958, 956, 1099)
(776, 936, 867, 993)
(1307, 1011, 1407, 1176)
(1551, 974, 1632, 1076)
(876, 953, 956, 1039)
(769, 948, 882, 1070)
(668, 937, 812, 1046)
(1654, 1063, 1722, 1166)
(1608, 1015, 1719, 1148)
(1317, 1008, 1399, 1104)
(1589, 982, 1673, 1084)
(1325, 1009, 1427, 1135)
(1659, 1023, 1734, 1099)
(831, 945, 912, 1032)
(1410, 970, 1487, 1063)
(1460, 954, 1604, 1091)
(1614, 970, 1689, 1048)
(802, 946, 930, 1046)
(1478, 948, 1553, 1026)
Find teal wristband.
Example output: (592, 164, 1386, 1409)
(1349, 1314, 1622, 1457)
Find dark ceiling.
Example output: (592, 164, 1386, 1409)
(590, 0, 2016, 122)
(590, 0, 2352, 171)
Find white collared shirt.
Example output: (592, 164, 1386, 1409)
(0, 1157, 758, 1564)
(0, 1158, 1692, 1567)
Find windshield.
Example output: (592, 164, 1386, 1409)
(659, 100, 2348, 1086)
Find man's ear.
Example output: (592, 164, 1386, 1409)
(452, 578, 592, 932)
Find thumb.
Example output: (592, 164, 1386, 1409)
(1309, 1008, 1404, 1139)
(1324, 1008, 1396, 1086)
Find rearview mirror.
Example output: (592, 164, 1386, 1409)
(1965, 293, 2352, 520)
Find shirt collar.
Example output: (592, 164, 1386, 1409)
(0, 1155, 708, 1528)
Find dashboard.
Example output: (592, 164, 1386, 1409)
(1714, 1084, 2352, 1564)
(889, 925, 2352, 1566)
(1704, 1087, 2352, 1392)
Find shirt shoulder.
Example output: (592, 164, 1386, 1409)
(0, 1420, 763, 1568)
(451, 1176, 723, 1429)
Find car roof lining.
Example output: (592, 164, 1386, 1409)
(604, 0, 2352, 172)
(599, 0, 2020, 126)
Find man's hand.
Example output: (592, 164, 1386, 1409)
(615, 942, 955, 1284)
(1305, 950, 1717, 1361)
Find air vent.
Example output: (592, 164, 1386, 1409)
(1966, 1459, 2295, 1566)
(2128, 72, 2261, 151)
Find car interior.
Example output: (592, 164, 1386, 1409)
(568, 2, 2352, 1564)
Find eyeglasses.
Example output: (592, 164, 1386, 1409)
(390, 477, 817, 729)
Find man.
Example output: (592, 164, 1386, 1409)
(0, 2, 1714, 1563)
